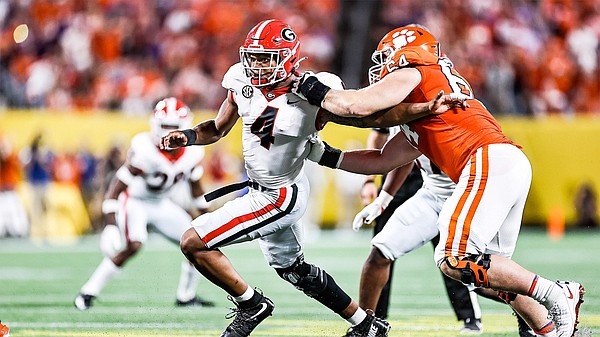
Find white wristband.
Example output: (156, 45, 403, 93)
(102, 199, 119, 214)
(378, 190, 394, 208)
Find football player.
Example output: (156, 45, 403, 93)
(160, 19, 462, 337)
(356, 126, 485, 334)
(299, 25, 584, 337)
(74, 97, 214, 310)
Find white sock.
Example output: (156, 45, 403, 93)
(528, 275, 561, 309)
(176, 261, 199, 302)
(234, 286, 254, 303)
(80, 257, 120, 296)
(347, 308, 367, 326)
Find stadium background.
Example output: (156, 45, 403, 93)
(1, 0, 599, 235)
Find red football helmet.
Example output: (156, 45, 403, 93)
(150, 97, 193, 142)
(369, 25, 440, 84)
(240, 19, 301, 87)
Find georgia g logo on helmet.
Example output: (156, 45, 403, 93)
(281, 28, 296, 42)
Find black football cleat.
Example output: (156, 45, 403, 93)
(175, 296, 215, 307)
(343, 314, 391, 337)
(220, 294, 274, 337)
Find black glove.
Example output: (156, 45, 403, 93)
(297, 73, 331, 107)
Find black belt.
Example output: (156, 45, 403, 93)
(204, 180, 273, 202)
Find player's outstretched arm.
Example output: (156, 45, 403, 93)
(307, 131, 421, 174)
(317, 91, 466, 129)
(160, 96, 239, 149)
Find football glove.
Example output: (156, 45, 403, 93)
(307, 134, 343, 168)
(352, 190, 393, 231)
(295, 71, 331, 106)
(100, 224, 123, 258)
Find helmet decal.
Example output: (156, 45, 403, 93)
(391, 29, 417, 49)
(281, 28, 296, 42)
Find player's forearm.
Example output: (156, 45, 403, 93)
(189, 120, 224, 145)
(380, 162, 414, 196)
(338, 149, 399, 175)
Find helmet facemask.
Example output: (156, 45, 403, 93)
(240, 47, 295, 87)
(368, 46, 394, 85)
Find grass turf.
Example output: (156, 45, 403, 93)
(1, 228, 598, 336)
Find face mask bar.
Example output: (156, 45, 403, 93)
(240, 48, 291, 87)
(368, 46, 394, 85)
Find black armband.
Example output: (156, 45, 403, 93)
(182, 129, 197, 146)
(300, 76, 331, 107)
(319, 142, 342, 169)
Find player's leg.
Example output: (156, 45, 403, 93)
(436, 145, 584, 337)
(75, 197, 148, 310)
(371, 197, 399, 319)
(361, 189, 440, 314)
(184, 182, 306, 337)
(152, 200, 214, 307)
(431, 234, 482, 333)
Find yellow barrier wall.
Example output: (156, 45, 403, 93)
(2, 111, 599, 226)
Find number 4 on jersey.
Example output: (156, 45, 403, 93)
(251, 106, 278, 149)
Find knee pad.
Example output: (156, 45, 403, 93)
(444, 253, 491, 287)
(498, 291, 517, 304)
(276, 256, 350, 313)
(276, 256, 327, 297)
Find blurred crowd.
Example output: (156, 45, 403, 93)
(372, 0, 600, 116)
(0, 0, 338, 114)
(0, 0, 598, 116)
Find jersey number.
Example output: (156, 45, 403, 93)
(438, 58, 473, 98)
(251, 106, 278, 149)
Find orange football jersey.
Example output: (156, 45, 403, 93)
(381, 47, 517, 182)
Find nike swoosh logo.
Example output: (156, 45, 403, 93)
(249, 303, 268, 320)
(287, 99, 300, 104)
(566, 286, 574, 299)
(368, 324, 379, 337)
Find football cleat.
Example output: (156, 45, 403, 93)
(175, 296, 215, 307)
(74, 293, 96, 311)
(547, 281, 585, 337)
(220, 294, 274, 337)
(343, 314, 391, 337)
(460, 318, 483, 335)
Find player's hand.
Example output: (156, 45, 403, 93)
(429, 90, 470, 114)
(360, 180, 379, 206)
(100, 224, 123, 258)
(292, 71, 316, 101)
(352, 190, 393, 231)
(160, 130, 187, 150)
(307, 134, 326, 162)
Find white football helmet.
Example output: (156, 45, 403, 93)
(150, 97, 193, 143)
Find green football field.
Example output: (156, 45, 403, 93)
(1, 228, 598, 337)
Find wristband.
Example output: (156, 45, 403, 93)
(182, 129, 197, 146)
(102, 199, 119, 214)
(318, 141, 343, 169)
(300, 76, 331, 107)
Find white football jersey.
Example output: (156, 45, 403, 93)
(222, 63, 343, 188)
(388, 126, 454, 197)
(126, 132, 205, 201)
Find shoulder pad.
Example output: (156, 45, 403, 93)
(315, 72, 344, 90)
(221, 63, 245, 91)
(128, 133, 154, 172)
(381, 47, 438, 79)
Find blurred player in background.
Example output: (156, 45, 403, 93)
(74, 97, 214, 310)
(358, 127, 484, 334)
(0, 134, 29, 238)
(159, 19, 459, 337)
(298, 24, 584, 337)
